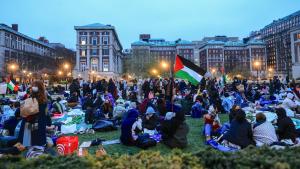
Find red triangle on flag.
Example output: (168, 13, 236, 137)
(174, 55, 184, 72)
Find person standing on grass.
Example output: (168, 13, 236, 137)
(18, 81, 48, 147)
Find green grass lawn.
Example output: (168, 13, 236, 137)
(77, 114, 229, 155)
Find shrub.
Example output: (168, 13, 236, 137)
(0, 150, 202, 169)
(195, 146, 300, 169)
(1, 147, 300, 169)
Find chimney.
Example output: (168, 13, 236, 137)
(12, 24, 18, 32)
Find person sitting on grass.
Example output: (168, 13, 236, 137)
(142, 107, 159, 131)
(120, 109, 139, 146)
(101, 99, 113, 119)
(275, 108, 298, 144)
(223, 109, 255, 149)
(161, 110, 189, 149)
(203, 105, 222, 142)
(253, 113, 278, 146)
(191, 96, 206, 118)
(51, 97, 64, 114)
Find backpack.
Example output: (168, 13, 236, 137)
(136, 133, 157, 149)
(92, 120, 117, 132)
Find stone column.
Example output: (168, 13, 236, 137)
(109, 46, 113, 73)
(86, 33, 90, 72)
(99, 46, 103, 72)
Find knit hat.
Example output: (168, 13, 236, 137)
(287, 93, 294, 99)
(145, 107, 155, 115)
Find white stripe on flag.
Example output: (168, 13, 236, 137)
(182, 66, 203, 82)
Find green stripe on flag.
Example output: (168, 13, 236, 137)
(175, 70, 199, 85)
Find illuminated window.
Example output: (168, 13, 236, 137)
(91, 58, 98, 71)
(80, 37, 86, 45)
(80, 62, 86, 72)
(80, 49, 86, 57)
(103, 57, 109, 72)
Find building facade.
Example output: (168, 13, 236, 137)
(130, 34, 195, 77)
(290, 28, 300, 78)
(74, 23, 123, 81)
(199, 36, 266, 77)
(0, 24, 56, 80)
(259, 10, 300, 78)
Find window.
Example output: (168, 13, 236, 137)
(80, 49, 86, 57)
(91, 49, 98, 55)
(91, 58, 98, 71)
(102, 48, 109, 55)
(102, 31, 109, 35)
(80, 37, 86, 45)
(92, 37, 97, 45)
(80, 62, 86, 72)
(103, 57, 109, 71)
(102, 37, 109, 45)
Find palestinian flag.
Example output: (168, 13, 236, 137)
(7, 80, 15, 91)
(174, 55, 206, 85)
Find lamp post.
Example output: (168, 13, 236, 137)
(160, 61, 170, 77)
(58, 71, 63, 85)
(63, 63, 70, 90)
(8, 64, 18, 81)
(22, 70, 27, 83)
(211, 68, 216, 77)
(91, 71, 95, 82)
(151, 69, 158, 76)
(268, 68, 273, 79)
(254, 61, 260, 84)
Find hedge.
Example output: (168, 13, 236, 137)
(1, 147, 300, 169)
(195, 146, 300, 169)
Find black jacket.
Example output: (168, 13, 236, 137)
(277, 116, 297, 142)
(223, 119, 255, 148)
(142, 115, 158, 130)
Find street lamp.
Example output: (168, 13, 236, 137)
(64, 63, 70, 70)
(151, 69, 158, 75)
(268, 68, 273, 79)
(161, 61, 168, 69)
(8, 64, 18, 80)
(91, 71, 95, 82)
(254, 61, 261, 83)
(161, 61, 170, 77)
(63, 63, 70, 90)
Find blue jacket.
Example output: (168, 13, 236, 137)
(222, 97, 233, 113)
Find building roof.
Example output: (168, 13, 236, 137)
(74, 23, 113, 30)
(200, 39, 265, 49)
(0, 24, 54, 49)
(74, 23, 123, 50)
(262, 10, 300, 29)
(131, 39, 192, 47)
(246, 39, 265, 45)
(224, 41, 245, 47)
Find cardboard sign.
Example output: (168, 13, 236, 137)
(0, 83, 7, 95)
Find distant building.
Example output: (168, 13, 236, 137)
(74, 23, 123, 81)
(0, 24, 56, 80)
(199, 36, 266, 77)
(259, 10, 300, 78)
(290, 28, 300, 78)
(49, 43, 76, 71)
(130, 34, 196, 76)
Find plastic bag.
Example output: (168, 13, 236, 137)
(56, 136, 79, 155)
(61, 124, 77, 134)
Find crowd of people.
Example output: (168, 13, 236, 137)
(0, 75, 300, 155)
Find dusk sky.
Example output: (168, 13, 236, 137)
(1, 0, 300, 49)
